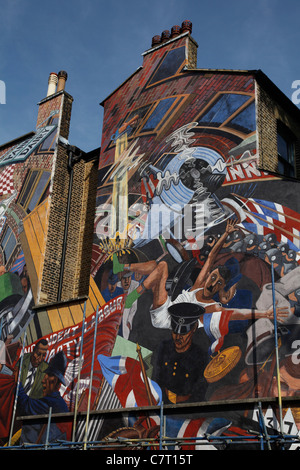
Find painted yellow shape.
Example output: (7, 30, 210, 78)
(22, 197, 106, 332)
(46, 275, 106, 332)
(22, 198, 49, 280)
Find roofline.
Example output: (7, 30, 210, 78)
(100, 65, 300, 121)
(186, 67, 300, 117)
(142, 31, 192, 56)
(0, 131, 35, 152)
(190, 67, 258, 74)
(254, 69, 300, 120)
(99, 66, 143, 107)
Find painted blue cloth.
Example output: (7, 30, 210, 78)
(17, 383, 69, 416)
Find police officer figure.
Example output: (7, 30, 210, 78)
(152, 302, 208, 404)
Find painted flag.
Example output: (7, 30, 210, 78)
(10, 251, 26, 275)
(202, 310, 231, 355)
(167, 416, 231, 450)
(20, 295, 125, 412)
(141, 174, 158, 204)
(98, 354, 162, 408)
(235, 195, 300, 253)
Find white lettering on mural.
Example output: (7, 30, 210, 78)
(98, 295, 123, 322)
(24, 296, 124, 358)
(225, 161, 269, 183)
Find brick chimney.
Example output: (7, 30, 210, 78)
(147, 20, 198, 69)
(36, 70, 73, 137)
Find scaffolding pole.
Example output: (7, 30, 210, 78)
(271, 261, 284, 435)
(257, 401, 271, 450)
(8, 331, 27, 447)
(1, 431, 300, 451)
(71, 301, 87, 442)
(44, 407, 52, 450)
(83, 305, 99, 450)
(6, 396, 300, 450)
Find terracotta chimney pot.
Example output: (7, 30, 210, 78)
(151, 35, 161, 47)
(57, 70, 68, 92)
(161, 30, 170, 42)
(171, 25, 181, 38)
(181, 20, 192, 34)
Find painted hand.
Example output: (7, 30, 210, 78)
(225, 218, 237, 234)
(264, 303, 290, 323)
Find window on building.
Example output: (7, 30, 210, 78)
(197, 92, 256, 136)
(277, 122, 296, 178)
(17, 169, 50, 213)
(147, 46, 186, 87)
(1, 226, 17, 265)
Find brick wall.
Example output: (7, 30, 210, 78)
(256, 81, 300, 177)
(38, 142, 71, 304)
(36, 93, 63, 128)
(59, 157, 98, 301)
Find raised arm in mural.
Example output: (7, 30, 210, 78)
(191, 218, 237, 297)
(113, 218, 289, 329)
(112, 219, 235, 323)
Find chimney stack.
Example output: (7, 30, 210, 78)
(47, 72, 58, 97)
(57, 70, 68, 92)
(150, 20, 193, 48)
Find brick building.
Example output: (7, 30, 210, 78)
(1, 21, 300, 450)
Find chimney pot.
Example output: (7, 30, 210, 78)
(47, 72, 58, 96)
(181, 20, 192, 34)
(151, 35, 161, 47)
(161, 30, 170, 42)
(57, 70, 68, 92)
(171, 25, 181, 38)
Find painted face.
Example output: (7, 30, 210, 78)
(108, 282, 116, 293)
(42, 373, 59, 397)
(172, 328, 195, 353)
(121, 276, 131, 291)
(31, 343, 48, 368)
(271, 367, 300, 397)
(203, 268, 226, 298)
(21, 277, 28, 294)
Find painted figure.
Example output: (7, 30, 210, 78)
(101, 271, 123, 302)
(152, 302, 208, 404)
(17, 339, 49, 399)
(113, 219, 288, 337)
(17, 350, 70, 444)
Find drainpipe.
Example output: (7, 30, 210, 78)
(57, 144, 85, 301)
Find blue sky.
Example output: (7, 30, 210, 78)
(0, 0, 299, 152)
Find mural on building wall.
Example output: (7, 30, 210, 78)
(0, 110, 62, 444)
(87, 60, 300, 446)
(0, 111, 59, 341)
(1, 38, 300, 449)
